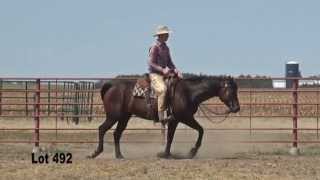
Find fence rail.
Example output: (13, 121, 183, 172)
(0, 77, 320, 153)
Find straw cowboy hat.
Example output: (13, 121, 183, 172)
(153, 25, 172, 36)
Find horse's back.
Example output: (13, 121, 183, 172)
(102, 80, 135, 117)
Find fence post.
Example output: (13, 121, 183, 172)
(33, 79, 41, 153)
(48, 81, 51, 115)
(290, 78, 300, 155)
(25, 81, 28, 116)
(0, 79, 2, 116)
(55, 79, 58, 140)
(61, 82, 66, 121)
(89, 82, 94, 122)
(73, 82, 80, 124)
(317, 83, 319, 139)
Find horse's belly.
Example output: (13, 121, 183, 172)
(130, 98, 157, 121)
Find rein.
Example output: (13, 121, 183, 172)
(198, 104, 230, 124)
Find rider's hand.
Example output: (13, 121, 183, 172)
(162, 67, 170, 75)
(174, 69, 183, 79)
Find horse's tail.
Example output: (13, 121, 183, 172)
(100, 82, 113, 99)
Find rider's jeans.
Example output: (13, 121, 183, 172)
(149, 73, 167, 112)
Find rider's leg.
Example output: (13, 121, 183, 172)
(149, 73, 167, 123)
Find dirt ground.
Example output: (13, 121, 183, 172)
(1, 142, 320, 180)
(1, 117, 320, 179)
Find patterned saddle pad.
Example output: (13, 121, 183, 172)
(132, 83, 157, 98)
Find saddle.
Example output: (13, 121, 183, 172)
(132, 74, 157, 99)
(132, 73, 179, 121)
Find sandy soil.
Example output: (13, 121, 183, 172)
(1, 142, 320, 180)
(1, 117, 320, 179)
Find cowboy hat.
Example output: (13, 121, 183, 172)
(153, 25, 172, 36)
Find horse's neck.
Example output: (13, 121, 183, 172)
(188, 79, 220, 105)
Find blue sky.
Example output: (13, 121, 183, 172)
(0, 0, 319, 77)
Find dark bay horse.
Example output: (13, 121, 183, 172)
(88, 75, 240, 159)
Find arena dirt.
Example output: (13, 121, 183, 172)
(1, 117, 320, 179)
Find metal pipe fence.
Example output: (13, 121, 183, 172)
(0, 77, 319, 152)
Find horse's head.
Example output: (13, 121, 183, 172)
(218, 77, 240, 113)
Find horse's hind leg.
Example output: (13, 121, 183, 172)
(113, 115, 130, 159)
(87, 117, 117, 159)
(181, 117, 204, 159)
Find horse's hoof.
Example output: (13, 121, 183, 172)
(157, 152, 171, 159)
(87, 150, 102, 159)
(116, 154, 124, 159)
(86, 154, 96, 159)
(188, 148, 198, 159)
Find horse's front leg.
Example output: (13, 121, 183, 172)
(157, 120, 178, 159)
(181, 117, 204, 159)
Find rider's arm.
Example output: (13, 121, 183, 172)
(167, 49, 176, 70)
(167, 48, 182, 78)
(148, 46, 164, 73)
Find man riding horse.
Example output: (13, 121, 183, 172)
(87, 25, 240, 159)
(148, 25, 183, 123)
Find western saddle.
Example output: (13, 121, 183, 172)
(132, 73, 178, 122)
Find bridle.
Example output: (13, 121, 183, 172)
(199, 104, 230, 124)
(198, 81, 233, 124)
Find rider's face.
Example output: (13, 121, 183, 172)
(158, 33, 169, 43)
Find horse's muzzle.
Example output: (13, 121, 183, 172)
(228, 101, 240, 113)
(230, 106, 240, 113)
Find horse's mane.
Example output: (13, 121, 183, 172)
(184, 75, 234, 82)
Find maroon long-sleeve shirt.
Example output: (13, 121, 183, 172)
(148, 40, 176, 74)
